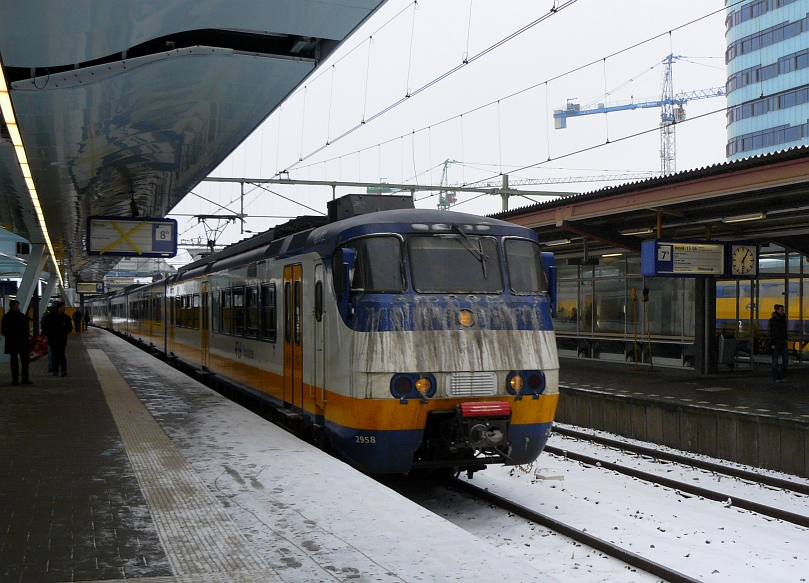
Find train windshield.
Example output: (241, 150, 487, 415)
(409, 235, 503, 293)
(505, 239, 547, 294)
(334, 236, 406, 293)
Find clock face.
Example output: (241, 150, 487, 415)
(731, 245, 756, 275)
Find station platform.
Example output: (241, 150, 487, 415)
(0, 328, 557, 583)
(556, 357, 809, 478)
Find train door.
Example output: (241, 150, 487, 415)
(201, 282, 211, 368)
(313, 263, 326, 413)
(283, 264, 303, 409)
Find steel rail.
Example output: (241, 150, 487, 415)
(552, 425, 809, 495)
(543, 445, 809, 528)
(450, 477, 702, 583)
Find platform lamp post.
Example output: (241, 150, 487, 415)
(642, 286, 654, 371)
(631, 287, 641, 370)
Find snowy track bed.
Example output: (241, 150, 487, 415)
(389, 430, 809, 583)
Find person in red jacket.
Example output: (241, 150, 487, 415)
(1, 300, 33, 385)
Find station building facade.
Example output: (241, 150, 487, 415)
(726, 0, 809, 159)
(551, 244, 808, 366)
(495, 147, 809, 369)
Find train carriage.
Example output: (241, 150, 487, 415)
(89, 199, 559, 474)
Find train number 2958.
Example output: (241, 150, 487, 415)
(356, 436, 376, 444)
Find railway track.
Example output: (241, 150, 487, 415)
(547, 426, 809, 528)
(443, 427, 809, 583)
(552, 424, 809, 495)
(450, 477, 702, 583)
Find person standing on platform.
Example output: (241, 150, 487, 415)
(42, 301, 73, 377)
(72, 308, 83, 335)
(40, 304, 55, 372)
(1, 299, 33, 385)
(769, 303, 789, 383)
(83, 310, 90, 331)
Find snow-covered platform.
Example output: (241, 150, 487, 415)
(557, 357, 809, 477)
(0, 327, 559, 583)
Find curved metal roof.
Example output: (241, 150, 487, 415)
(0, 1, 387, 286)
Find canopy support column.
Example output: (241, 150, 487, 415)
(17, 243, 47, 314)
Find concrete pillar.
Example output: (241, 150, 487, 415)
(694, 277, 718, 375)
(17, 243, 47, 313)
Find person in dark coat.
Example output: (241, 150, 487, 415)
(72, 309, 83, 335)
(1, 299, 33, 385)
(769, 303, 789, 383)
(83, 310, 90, 331)
(42, 301, 73, 377)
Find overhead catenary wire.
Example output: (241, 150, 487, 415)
(277, 0, 579, 175)
(191, 0, 743, 233)
(450, 105, 727, 208)
(283, 0, 739, 180)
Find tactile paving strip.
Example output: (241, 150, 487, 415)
(86, 349, 279, 583)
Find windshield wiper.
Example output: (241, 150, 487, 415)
(452, 225, 488, 278)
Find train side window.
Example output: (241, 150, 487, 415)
(284, 282, 291, 343)
(245, 286, 258, 337)
(212, 290, 219, 332)
(183, 295, 190, 327)
(192, 294, 200, 330)
(220, 289, 232, 334)
(260, 283, 276, 342)
(233, 287, 245, 335)
(314, 281, 323, 322)
(294, 280, 302, 346)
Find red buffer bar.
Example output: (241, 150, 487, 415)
(459, 401, 511, 418)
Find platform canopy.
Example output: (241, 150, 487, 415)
(494, 147, 809, 258)
(0, 0, 387, 285)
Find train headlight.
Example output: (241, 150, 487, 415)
(415, 377, 432, 394)
(393, 376, 413, 398)
(527, 373, 544, 392)
(506, 370, 546, 398)
(391, 373, 437, 400)
(459, 309, 474, 327)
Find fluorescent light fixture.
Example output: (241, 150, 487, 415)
(602, 252, 623, 257)
(722, 212, 766, 224)
(544, 238, 571, 247)
(622, 227, 654, 236)
(0, 62, 63, 285)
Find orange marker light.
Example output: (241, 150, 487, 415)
(415, 377, 432, 394)
(459, 309, 474, 327)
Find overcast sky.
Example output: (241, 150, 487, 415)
(168, 0, 727, 263)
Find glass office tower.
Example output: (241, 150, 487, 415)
(726, 0, 809, 159)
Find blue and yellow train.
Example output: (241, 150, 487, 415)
(87, 199, 559, 474)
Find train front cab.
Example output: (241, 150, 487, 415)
(320, 222, 559, 474)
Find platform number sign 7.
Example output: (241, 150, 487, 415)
(657, 245, 672, 262)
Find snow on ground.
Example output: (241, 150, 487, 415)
(447, 432, 809, 583)
(92, 329, 808, 583)
(93, 330, 560, 583)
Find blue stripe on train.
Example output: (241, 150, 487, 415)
(344, 293, 555, 333)
(326, 420, 554, 474)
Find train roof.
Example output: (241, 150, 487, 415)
(178, 208, 530, 273)
(309, 208, 531, 241)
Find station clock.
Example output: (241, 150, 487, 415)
(730, 244, 757, 276)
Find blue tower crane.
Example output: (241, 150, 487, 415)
(553, 54, 725, 175)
